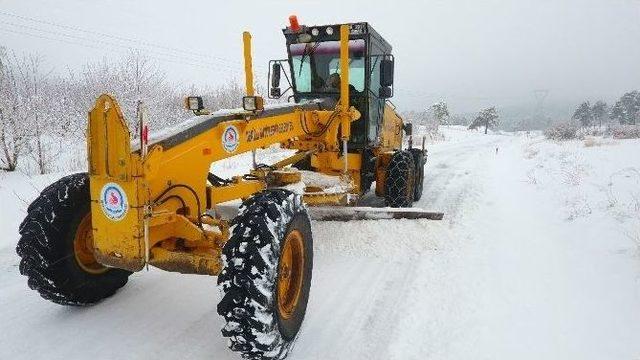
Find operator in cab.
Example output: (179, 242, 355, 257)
(323, 72, 357, 93)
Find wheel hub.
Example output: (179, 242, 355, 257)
(277, 230, 305, 320)
(73, 214, 108, 275)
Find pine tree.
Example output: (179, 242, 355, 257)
(572, 102, 593, 127)
(591, 100, 608, 128)
(431, 101, 450, 125)
(610, 91, 640, 125)
(468, 107, 499, 134)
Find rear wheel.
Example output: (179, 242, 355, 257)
(217, 189, 313, 360)
(409, 148, 425, 201)
(384, 151, 416, 207)
(16, 173, 131, 306)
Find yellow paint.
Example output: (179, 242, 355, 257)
(243, 32, 254, 96)
(88, 95, 145, 272)
(303, 192, 350, 206)
(379, 103, 404, 150)
(312, 152, 361, 171)
(209, 179, 265, 205)
(339, 24, 351, 141)
(375, 151, 394, 196)
(149, 246, 221, 276)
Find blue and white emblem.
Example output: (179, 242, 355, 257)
(222, 125, 240, 153)
(100, 183, 129, 221)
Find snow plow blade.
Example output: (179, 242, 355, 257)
(308, 207, 444, 221)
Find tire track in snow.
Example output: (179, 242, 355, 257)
(299, 133, 511, 359)
(357, 254, 423, 359)
(419, 136, 505, 226)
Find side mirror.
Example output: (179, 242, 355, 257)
(270, 63, 281, 97)
(268, 60, 292, 99)
(270, 87, 282, 98)
(380, 58, 394, 87)
(379, 86, 392, 99)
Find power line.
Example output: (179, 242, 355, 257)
(0, 27, 244, 75)
(0, 20, 246, 73)
(0, 9, 251, 68)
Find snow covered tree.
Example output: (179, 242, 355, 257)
(468, 107, 499, 134)
(572, 102, 593, 127)
(0, 45, 259, 174)
(431, 101, 450, 125)
(0, 50, 34, 171)
(118, 51, 167, 134)
(79, 51, 186, 137)
(203, 80, 246, 111)
(27, 56, 67, 173)
(46, 73, 81, 135)
(610, 91, 640, 125)
(0, 50, 67, 173)
(591, 100, 608, 128)
(0, 47, 25, 171)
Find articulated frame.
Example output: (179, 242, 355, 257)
(87, 25, 359, 276)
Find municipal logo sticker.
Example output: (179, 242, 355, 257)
(100, 183, 129, 221)
(222, 125, 240, 153)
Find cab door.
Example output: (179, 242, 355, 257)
(367, 54, 385, 145)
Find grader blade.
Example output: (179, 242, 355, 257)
(308, 206, 444, 221)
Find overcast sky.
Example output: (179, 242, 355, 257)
(1, 0, 639, 113)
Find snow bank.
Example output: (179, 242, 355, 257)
(523, 136, 640, 227)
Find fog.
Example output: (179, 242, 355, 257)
(2, 0, 639, 114)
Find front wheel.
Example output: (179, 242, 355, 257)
(217, 189, 313, 360)
(16, 173, 131, 306)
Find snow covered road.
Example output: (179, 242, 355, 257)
(1, 128, 639, 359)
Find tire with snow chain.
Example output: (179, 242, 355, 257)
(409, 148, 425, 201)
(217, 189, 313, 360)
(384, 151, 416, 208)
(16, 173, 131, 306)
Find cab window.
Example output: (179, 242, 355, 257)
(289, 39, 365, 93)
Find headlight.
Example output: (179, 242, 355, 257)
(184, 96, 204, 111)
(326, 26, 334, 35)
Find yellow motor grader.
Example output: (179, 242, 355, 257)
(17, 17, 441, 360)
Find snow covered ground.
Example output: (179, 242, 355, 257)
(1, 127, 640, 359)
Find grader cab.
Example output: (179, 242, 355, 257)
(16, 17, 442, 360)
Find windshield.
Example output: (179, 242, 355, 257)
(289, 39, 365, 94)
